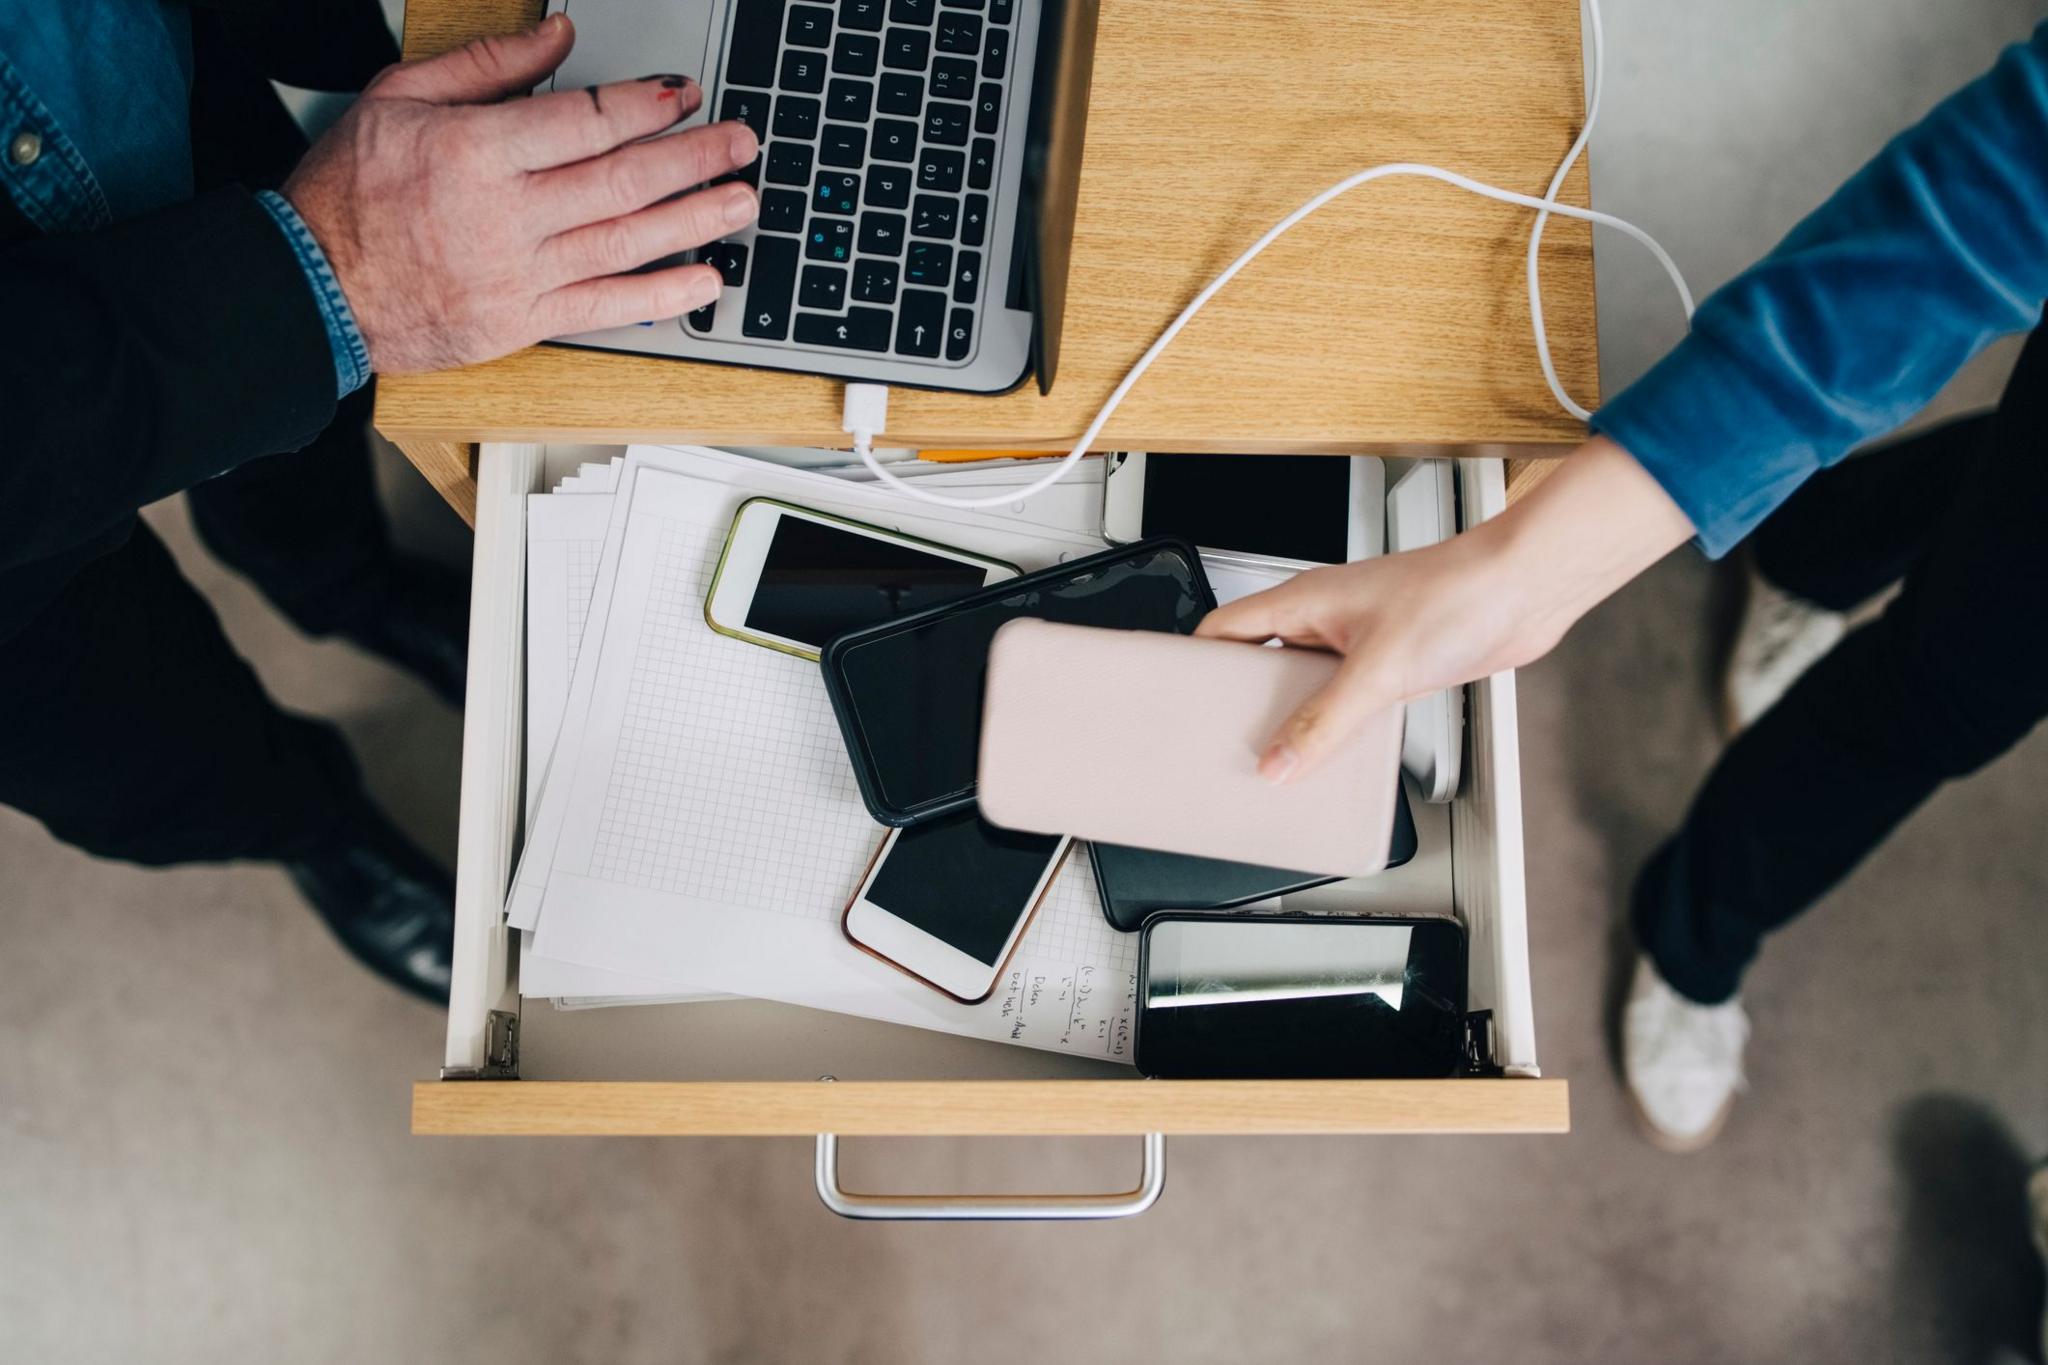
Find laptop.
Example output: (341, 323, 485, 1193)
(541, 0, 1098, 394)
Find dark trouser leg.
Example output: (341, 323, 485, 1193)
(0, 525, 365, 865)
(1635, 327, 2048, 1004)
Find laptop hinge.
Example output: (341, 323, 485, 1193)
(440, 1009, 519, 1081)
(1461, 1010, 1501, 1078)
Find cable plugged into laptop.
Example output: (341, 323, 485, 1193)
(848, 0, 1690, 513)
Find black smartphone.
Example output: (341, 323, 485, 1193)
(819, 537, 1213, 827)
(1134, 913, 1469, 1079)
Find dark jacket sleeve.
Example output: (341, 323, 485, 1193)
(0, 187, 338, 573)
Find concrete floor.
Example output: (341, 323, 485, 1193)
(5, 2, 2048, 1361)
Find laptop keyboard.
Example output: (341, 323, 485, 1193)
(687, 0, 1018, 364)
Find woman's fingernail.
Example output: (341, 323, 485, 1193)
(721, 185, 759, 227)
(727, 123, 759, 164)
(1259, 745, 1299, 786)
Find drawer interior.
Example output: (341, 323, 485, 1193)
(440, 450, 1537, 1086)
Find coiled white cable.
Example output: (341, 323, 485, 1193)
(844, 0, 1692, 507)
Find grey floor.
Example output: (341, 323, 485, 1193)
(5, 2, 2048, 1361)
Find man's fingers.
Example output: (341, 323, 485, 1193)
(492, 71, 704, 171)
(541, 182, 758, 286)
(369, 14, 575, 105)
(537, 261, 726, 336)
(532, 120, 757, 230)
(1258, 652, 1399, 785)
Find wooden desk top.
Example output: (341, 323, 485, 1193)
(382, 0, 1596, 502)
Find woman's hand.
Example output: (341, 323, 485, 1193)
(1196, 437, 1695, 782)
(285, 14, 759, 374)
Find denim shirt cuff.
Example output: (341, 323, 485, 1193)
(255, 190, 370, 399)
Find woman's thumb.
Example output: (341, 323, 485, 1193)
(1258, 653, 1399, 784)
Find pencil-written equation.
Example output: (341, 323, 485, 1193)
(992, 959, 1137, 1061)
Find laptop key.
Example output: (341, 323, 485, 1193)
(806, 218, 855, 262)
(896, 288, 946, 356)
(982, 24, 1008, 77)
(800, 265, 848, 309)
(911, 194, 958, 240)
(721, 90, 771, 142)
(761, 187, 808, 232)
(785, 4, 833, 48)
(922, 102, 970, 147)
(975, 83, 1002, 134)
(889, 0, 935, 23)
(967, 138, 995, 189)
(946, 307, 974, 360)
(686, 300, 716, 333)
(854, 258, 899, 304)
(780, 50, 826, 93)
(870, 118, 918, 162)
(864, 164, 912, 207)
(918, 148, 965, 193)
(702, 240, 751, 287)
(813, 172, 860, 215)
(839, 0, 885, 31)
(819, 124, 866, 168)
(859, 211, 906, 255)
(960, 192, 988, 245)
(714, 157, 762, 189)
(765, 142, 814, 185)
(878, 73, 923, 115)
(953, 249, 980, 303)
(827, 78, 873, 122)
(943, 0, 984, 8)
(727, 0, 788, 88)
(797, 307, 893, 351)
(936, 13, 981, 54)
(930, 56, 976, 100)
(743, 234, 799, 338)
(905, 241, 952, 287)
(991, 0, 1013, 22)
(833, 32, 880, 75)
(772, 96, 820, 140)
(883, 28, 931, 70)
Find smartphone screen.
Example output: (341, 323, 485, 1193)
(1141, 454, 1352, 563)
(864, 810, 1063, 966)
(830, 541, 1209, 819)
(744, 513, 992, 649)
(1137, 916, 1468, 1078)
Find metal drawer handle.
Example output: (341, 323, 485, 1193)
(813, 1132, 1167, 1222)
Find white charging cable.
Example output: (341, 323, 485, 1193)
(842, 0, 1692, 508)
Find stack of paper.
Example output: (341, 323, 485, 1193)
(514, 446, 1173, 1059)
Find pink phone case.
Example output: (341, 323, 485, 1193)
(977, 620, 1405, 878)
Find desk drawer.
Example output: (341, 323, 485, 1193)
(415, 448, 1565, 1150)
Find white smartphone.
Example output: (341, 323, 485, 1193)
(1101, 452, 1385, 567)
(843, 810, 1071, 1003)
(704, 498, 1019, 660)
(1386, 460, 1463, 803)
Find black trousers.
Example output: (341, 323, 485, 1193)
(1634, 325, 2048, 1004)
(0, 15, 407, 867)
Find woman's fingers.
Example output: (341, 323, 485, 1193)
(540, 180, 758, 287)
(1258, 650, 1402, 785)
(1196, 564, 1352, 646)
(492, 71, 703, 171)
(535, 260, 726, 336)
(531, 119, 757, 230)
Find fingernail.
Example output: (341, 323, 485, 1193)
(726, 122, 759, 164)
(1259, 745, 1299, 786)
(686, 273, 723, 308)
(720, 185, 758, 227)
(539, 12, 568, 33)
(638, 72, 688, 83)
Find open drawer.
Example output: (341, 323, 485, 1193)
(411, 447, 1567, 1218)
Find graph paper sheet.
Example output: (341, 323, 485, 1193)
(525, 455, 1135, 1058)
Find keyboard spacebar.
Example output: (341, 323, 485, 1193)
(724, 0, 786, 89)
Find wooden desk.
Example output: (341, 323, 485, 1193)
(385, 0, 1596, 522)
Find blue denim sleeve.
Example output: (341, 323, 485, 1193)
(254, 189, 371, 399)
(1590, 23, 2048, 558)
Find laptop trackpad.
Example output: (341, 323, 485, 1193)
(544, 0, 718, 98)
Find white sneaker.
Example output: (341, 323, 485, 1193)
(2030, 1164, 2048, 1363)
(1721, 561, 1846, 735)
(1622, 955, 1749, 1152)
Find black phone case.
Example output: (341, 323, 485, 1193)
(1089, 778, 1421, 931)
(1133, 911, 1469, 1080)
(818, 536, 1215, 828)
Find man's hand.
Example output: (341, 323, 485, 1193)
(284, 15, 758, 374)
(1196, 437, 1696, 783)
